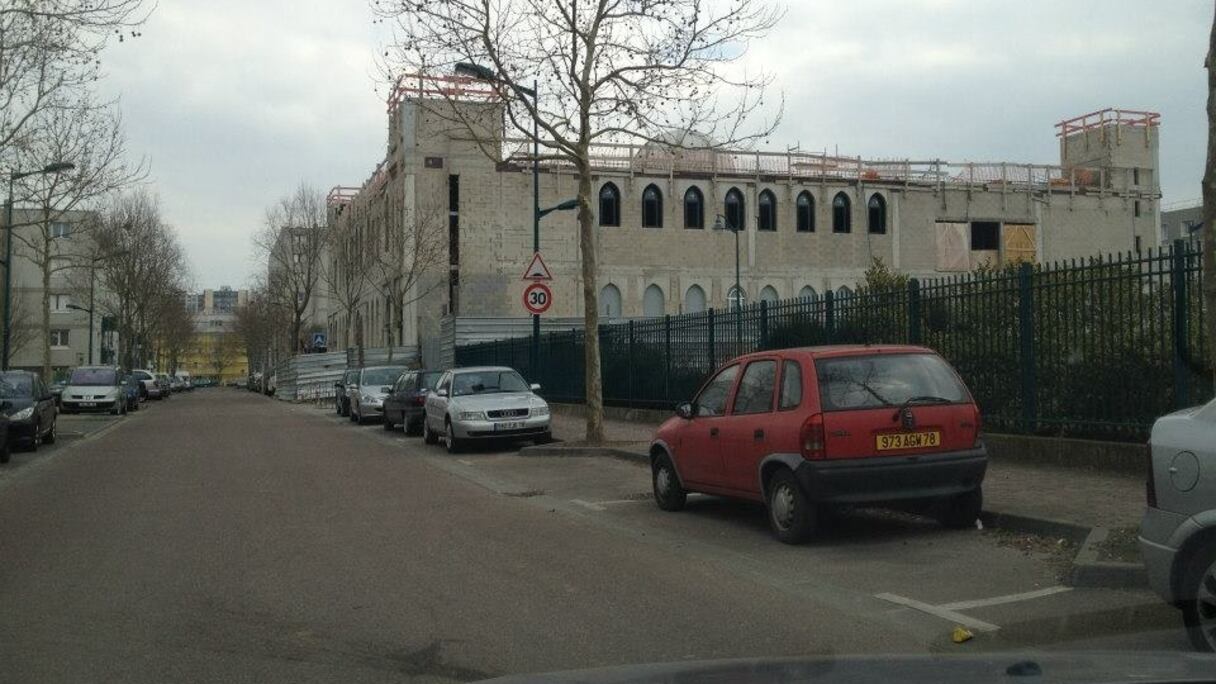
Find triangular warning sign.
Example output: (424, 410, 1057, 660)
(521, 252, 553, 281)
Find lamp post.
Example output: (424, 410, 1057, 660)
(713, 214, 744, 346)
(454, 63, 577, 373)
(3, 161, 76, 370)
(66, 249, 128, 364)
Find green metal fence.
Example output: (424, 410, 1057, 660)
(457, 240, 1212, 442)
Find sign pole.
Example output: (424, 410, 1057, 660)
(531, 79, 540, 377)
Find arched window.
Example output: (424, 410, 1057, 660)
(599, 182, 620, 227)
(757, 189, 777, 231)
(724, 187, 745, 231)
(867, 193, 886, 234)
(832, 192, 851, 233)
(643, 284, 665, 316)
(642, 184, 663, 228)
(798, 285, 818, 300)
(683, 186, 704, 229)
(796, 191, 815, 232)
(759, 285, 779, 303)
(728, 285, 747, 311)
(684, 284, 706, 313)
(836, 285, 853, 299)
(599, 283, 622, 317)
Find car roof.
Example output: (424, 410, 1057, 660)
(728, 344, 935, 364)
(451, 366, 516, 373)
(361, 365, 406, 372)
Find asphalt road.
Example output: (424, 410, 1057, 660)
(0, 390, 1193, 683)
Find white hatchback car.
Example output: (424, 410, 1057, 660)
(422, 366, 550, 453)
(1140, 396, 1216, 651)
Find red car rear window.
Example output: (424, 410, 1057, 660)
(815, 353, 969, 411)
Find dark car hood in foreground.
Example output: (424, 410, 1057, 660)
(477, 653, 1216, 684)
(0, 396, 34, 416)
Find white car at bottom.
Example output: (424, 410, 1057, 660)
(422, 366, 550, 453)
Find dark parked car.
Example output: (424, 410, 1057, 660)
(0, 371, 58, 451)
(0, 414, 9, 464)
(335, 368, 358, 417)
(383, 369, 442, 434)
(120, 373, 142, 412)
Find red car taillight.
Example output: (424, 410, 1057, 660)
(1146, 441, 1157, 508)
(800, 413, 826, 460)
(414, 395, 426, 406)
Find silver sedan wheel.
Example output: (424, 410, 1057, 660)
(1196, 558, 1216, 650)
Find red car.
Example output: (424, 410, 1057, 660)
(649, 345, 987, 544)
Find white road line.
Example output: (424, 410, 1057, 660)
(874, 593, 1000, 633)
(592, 498, 650, 506)
(571, 499, 606, 512)
(939, 585, 1071, 611)
(458, 459, 475, 466)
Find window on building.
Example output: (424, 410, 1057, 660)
(728, 285, 747, 310)
(599, 283, 622, 317)
(867, 193, 887, 234)
(724, 187, 745, 231)
(599, 182, 620, 227)
(51, 294, 71, 312)
(970, 221, 999, 250)
(1135, 235, 1143, 252)
(798, 285, 818, 301)
(50, 329, 70, 348)
(1134, 200, 1141, 218)
(683, 186, 704, 229)
(759, 285, 779, 303)
(643, 284, 665, 317)
(684, 284, 706, 313)
(796, 191, 814, 232)
(757, 190, 777, 231)
(1133, 168, 1140, 186)
(832, 192, 851, 233)
(836, 285, 853, 299)
(50, 222, 71, 238)
(641, 184, 662, 228)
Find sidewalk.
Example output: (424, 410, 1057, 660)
(549, 412, 1146, 532)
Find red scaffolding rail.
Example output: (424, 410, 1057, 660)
(386, 72, 499, 113)
(1055, 108, 1160, 138)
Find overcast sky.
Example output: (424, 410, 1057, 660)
(97, 0, 1211, 289)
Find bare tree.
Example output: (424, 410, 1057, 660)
(10, 97, 144, 379)
(209, 331, 241, 383)
(255, 183, 328, 357)
(5, 293, 37, 363)
(376, 0, 781, 440)
(369, 200, 448, 362)
(92, 190, 188, 370)
(0, 0, 148, 164)
(151, 286, 193, 375)
(1205, 5, 1216, 384)
(234, 284, 285, 379)
(322, 204, 370, 359)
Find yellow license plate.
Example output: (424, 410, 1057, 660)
(876, 431, 941, 451)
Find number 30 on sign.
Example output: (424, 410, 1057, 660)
(522, 282, 552, 315)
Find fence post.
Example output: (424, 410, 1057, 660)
(907, 278, 922, 345)
(708, 308, 716, 371)
(1172, 239, 1191, 409)
(1017, 262, 1037, 431)
(627, 320, 635, 407)
(664, 315, 671, 403)
(824, 290, 835, 342)
(759, 300, 769, 349)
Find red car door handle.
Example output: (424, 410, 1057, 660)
(754, 429, 764, 440)
(709, 427, 719, 437)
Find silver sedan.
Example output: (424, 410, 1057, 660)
(422, 366, 550, 453)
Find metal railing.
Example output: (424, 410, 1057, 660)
(457, 241, 1211, 442)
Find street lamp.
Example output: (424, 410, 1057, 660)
(3, 161, 76, 370)
(66, 249, 128, 364)
(713, 213, 745, 347)
(454, 63, 577, 372)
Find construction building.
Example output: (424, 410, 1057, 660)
(325, 73, 1161, 366)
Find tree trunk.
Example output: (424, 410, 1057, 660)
(576, 164, 605, 443)
(1206, 7, 1216, 387)
(385, 298, 394, 362)
(40, 254, 51, 380)
(355, 309, 365, 368)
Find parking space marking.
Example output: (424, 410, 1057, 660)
(458, 459, 475, 466)
(874, 592, 1000, 633)
(593, 498, 650, 506)
(939, 586, 1071, 611)
(571, 499, 606, 512)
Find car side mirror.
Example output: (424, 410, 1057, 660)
(530, 383, 541, 391)
(380, 386, 392, 393)
(436, 388, 449, 398)
(675, 402, 695, 420)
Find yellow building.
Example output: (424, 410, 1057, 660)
(178, 330, 247, 384)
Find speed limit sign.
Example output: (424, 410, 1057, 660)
(522, 282, 553, 315)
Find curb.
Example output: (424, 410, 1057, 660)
(518, 443, 648, 465)
(979, 510, 1091, 544)
(1069, 527, 1148, 589)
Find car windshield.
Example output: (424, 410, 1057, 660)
(451, 370, 530, 396)
(361, 368, 405, 386)
(69, 369, 117, 386)
(0, 374, 33, 397)
(816, 353, 968, 411)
